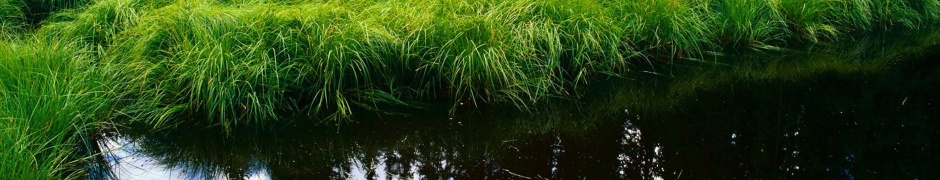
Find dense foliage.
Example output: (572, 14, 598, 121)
(0, 0, 938, 178)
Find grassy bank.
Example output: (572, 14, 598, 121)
(35, 0, 937, 130)
(0, 36, 119, 179)
(0, 0, 938, 178)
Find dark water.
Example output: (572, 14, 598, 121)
(95, 31, 940, 179)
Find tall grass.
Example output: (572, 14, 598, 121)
(611, 0, 715, 54)
(0, 36, 116, 179)
(1, 0, 24, 36)
(531, 0, 636, 83)
(0, 0, 937, 177)
(775, 0, 940, 41)
(37, 0, 169, 47)
(104, 0, 606, 129)
(38, 0, 928, 131)
(4, 0, 938, 128)
(713, 0, 787, 45)
(777, 0, 846, 41)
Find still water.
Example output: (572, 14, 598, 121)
(94, 31, 940, 179)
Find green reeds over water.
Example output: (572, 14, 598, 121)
(0, 0, 938, 178)
(29, 0, 929, 130)
(774, 0, 940, 41)
(4, 0, 940, 133)
(102, 0, 643, 128)
(616, 0, 714, 54)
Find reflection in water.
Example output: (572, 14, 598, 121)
(100, 135, 271, 179)
(617, 117, 668, 180)
(95, 31, 940, 179)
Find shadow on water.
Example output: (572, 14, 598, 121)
(92, 30, 940, 179)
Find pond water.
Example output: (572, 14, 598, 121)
(93, 31, 940, 179)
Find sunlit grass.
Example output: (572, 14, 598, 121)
(0, 0, 938, 177)
(28, 0, 930, 131)
(713, 0, 787, 45)
(612, 0, 715, 55)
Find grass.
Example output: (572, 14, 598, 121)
(1, 0, 24, 36)
(0, 0, 938, 178)
(15, 0, 91, 25)
(0, 36, 118, 179)
(19, 0, 938, 130)
(713, 0, 787, 45)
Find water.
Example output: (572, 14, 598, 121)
(94, 31, 940, 179)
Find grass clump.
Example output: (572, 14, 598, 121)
(775, 0, 940, 41)
(0, 0, 937, 177)
(867, 0, 940, 28)
(530, 0, 637, 83)
(612, 0, 715, 55)
(106, 0, 627, 129)
(1, 0, 24, 33)
(110, 3, 296, 129)
(66, 0, 936, 131)
(0, 36, 116, 179)
(777, 0, 846, 41)
(36, 0, 177, 49)
(712, 0, 787, 45)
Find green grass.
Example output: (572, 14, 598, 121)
(774, 0, 940, 41)
(0, 36, 117, 179)
(713, 0, 787, 45)
(37, 0, 171, 47)
(0, 0, 938, 177)
(25, 0, 934, 130)
(1, 0, 24, 35)
(615, 0, 714, 54)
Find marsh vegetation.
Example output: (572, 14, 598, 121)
(0, 0, 939, 179)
